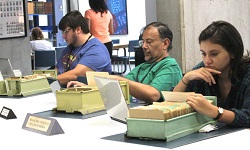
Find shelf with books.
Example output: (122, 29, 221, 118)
(28, 0, 54, 45)
(28, 0, 53, 31)
(28, 1, 53, 15)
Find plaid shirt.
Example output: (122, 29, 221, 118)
(186, 62, 250, 127)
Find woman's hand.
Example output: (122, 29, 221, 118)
(186, 94, 216, 117)
(67, 81, 86, 88)
(184, 67, 221, 86)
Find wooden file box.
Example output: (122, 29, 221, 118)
(32, 70, 57, 79)
(126, 96, 217, 142)
(55, 81, 130, 115)
(0, 75, 51, 96)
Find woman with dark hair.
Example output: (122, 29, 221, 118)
(30, 27, 52, 55)
(30, 27, 53, 70)
(84, 0, 114, 59)
(173, 20, 250, 127)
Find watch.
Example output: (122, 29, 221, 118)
(213, 107, 223, 120)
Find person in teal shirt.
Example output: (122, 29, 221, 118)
(110, 22, 183, 103)
(67, 22, 182, 103)
(125, 56, 182, 102)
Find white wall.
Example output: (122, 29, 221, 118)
(78, 0, 146, 44)
(157, 0, 250, 73)
(156, 0, 183, 70)
(183, 0, 250, 72)
(0, 1, 31, 75)
(145, 0, 157, 24)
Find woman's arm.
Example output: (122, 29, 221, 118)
(109, 18, 114, 35)
(85, 18, 91, 30)
(173, 67, 221, 92)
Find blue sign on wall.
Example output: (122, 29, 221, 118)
(106, 0, 128, 35)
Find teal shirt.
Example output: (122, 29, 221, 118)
(126, 56, 183, 102)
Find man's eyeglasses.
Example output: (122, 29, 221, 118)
(138, 40, 143, 47)
(62, 28, 71, 35)
(138, 39, 154, 47)
(139, 38, 167, 47)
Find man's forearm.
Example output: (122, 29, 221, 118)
(58, 72, 77, 85)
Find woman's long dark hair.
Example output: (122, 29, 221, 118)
(89, 0, 109, 17)
(199, 20, 250, 80)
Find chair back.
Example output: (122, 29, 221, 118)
(128, 40, 139, 53)
(34, 50, 56, 68)
(112, 39, 120, 44)
(58, 42, 67, 47)
(55, 47, 65, 62)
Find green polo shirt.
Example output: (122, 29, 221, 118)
(126, 56, 183, 102)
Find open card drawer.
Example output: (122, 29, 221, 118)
(126, 95, 217, 142)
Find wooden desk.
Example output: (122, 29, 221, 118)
(0, 92, 250, 149)
(113, 43, 128, 49)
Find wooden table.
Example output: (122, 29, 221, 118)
(113, 43, 128, 49)
(112, 44, 129, 74)
(113, 43, 128, 56)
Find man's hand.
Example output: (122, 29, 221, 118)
(67, 81, 86, 88)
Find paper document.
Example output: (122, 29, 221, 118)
(162, 91, 195, 102)
(86, 71, 109, 86)
(13, 69, 22, 77)
(50, 80, 61, 95)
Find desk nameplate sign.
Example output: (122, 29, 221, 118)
(0, 106, 17, 119)
(22, 113, 64, 136)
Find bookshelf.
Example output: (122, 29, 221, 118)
(28, 0, 55, 45)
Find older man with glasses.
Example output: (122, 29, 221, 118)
(109, 22, 183, 104)
(55, 10, 112, 87)
(68, 22, 183, 104)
